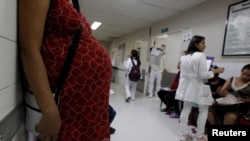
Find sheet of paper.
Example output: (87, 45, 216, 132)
(206, 56, 214, 71)
(216, 94, 242, 105)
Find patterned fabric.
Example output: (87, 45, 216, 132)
(41, 0, 112, 140)
(228, 77, 250, 99)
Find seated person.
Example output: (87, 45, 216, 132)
(158, 71, 181, 118)
(208, 64, 250, 125)
(206, 67, 226, 99)
(109, 105, 116, 134)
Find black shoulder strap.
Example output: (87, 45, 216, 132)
(131, 57, 137, 67)
(54, 1, 82, 105)
(54, 27, 82, 105)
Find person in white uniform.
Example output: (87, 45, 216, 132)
(175, 35, 224, 141)
(125, 49, 141, 102)
(148, 44, 166, 98)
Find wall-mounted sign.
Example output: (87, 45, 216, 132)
(161, 27, 168, 33)
(182, 26, 192, 44)
(222, 0, 250, 56)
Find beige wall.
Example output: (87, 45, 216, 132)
(110, 0, 249, 73)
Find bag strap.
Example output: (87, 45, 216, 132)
(54, 0, 82, 105)
(54, 27, 82, 105)
(131, 57, 136, 67)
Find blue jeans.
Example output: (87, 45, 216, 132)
(109, 105, 116, 124)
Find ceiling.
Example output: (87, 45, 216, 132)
(79, 0, 207, 41)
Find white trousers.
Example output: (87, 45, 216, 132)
(125, 77, 138, 100)
(148, 69, 162, 96)
(180, 101, 208, 138)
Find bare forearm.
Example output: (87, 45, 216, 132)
(20, 51, 56, 113)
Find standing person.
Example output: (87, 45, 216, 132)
(125, 50, 141, 102)
(148, 44, 167, 98)
(18, 0, 112, 141)
(175, 35, 224, 141)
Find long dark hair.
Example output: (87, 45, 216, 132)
(242, 64, 250, 72)
(131, 49, 141, 66)
(72, 0, 80, 13)
(186, 35, 205, 54)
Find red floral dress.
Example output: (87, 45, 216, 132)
(41, 0, 111, 140)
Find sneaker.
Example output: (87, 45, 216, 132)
(169, 112, 180, 118)
(180, 134, 193, 141)
(125, 97, 131, 102)
(148, 95, 152, 98)
(110, 127, 116, 134)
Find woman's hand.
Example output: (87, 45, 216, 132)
(36, 104, 61, 140)
(213, 67, 224, 74)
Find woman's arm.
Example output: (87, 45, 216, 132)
(18, 0, 61, 137)
(197, 53, 224, 80)
(212, 86, 222, 96)
(219, 78, 231, 97)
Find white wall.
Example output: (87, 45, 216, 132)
(0, 0, 20, 120)
(110, 0, 249, 74)
(0, 0, 25, 140)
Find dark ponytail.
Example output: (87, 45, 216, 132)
(131, 50, 141, 66)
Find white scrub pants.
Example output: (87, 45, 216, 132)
(148, 69, 162, 97)
(180, 101, 208, 138)
(125, 77, 138, 100)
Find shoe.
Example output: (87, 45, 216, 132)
(180, 134, 193, 141)
(195, 136, 207, 141)
(125, 97, 131, 102)
(148, 95, 152, 98)
(110, 127, 116, 134)
(160, 108, 168, 112)
(169, 112, 180, 118)
(165, 110, 173, 115)
(191, 128, 197, 134)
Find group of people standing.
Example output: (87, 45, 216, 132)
(124, 35, 250, 141)
(18, 0, 249, 140)
(156, 36, 249, 141)
(124, 43, 167, 102)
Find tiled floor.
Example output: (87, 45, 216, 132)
(109, 82, 180, 141)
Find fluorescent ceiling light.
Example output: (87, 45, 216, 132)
(156, 34, 168, 39)
(91, 21, 102, 30)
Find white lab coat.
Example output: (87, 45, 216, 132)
(175, 52, 214, 105)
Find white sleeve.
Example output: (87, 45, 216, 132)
(125, 58, 132, 74)
(197, 53, 214, 80)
